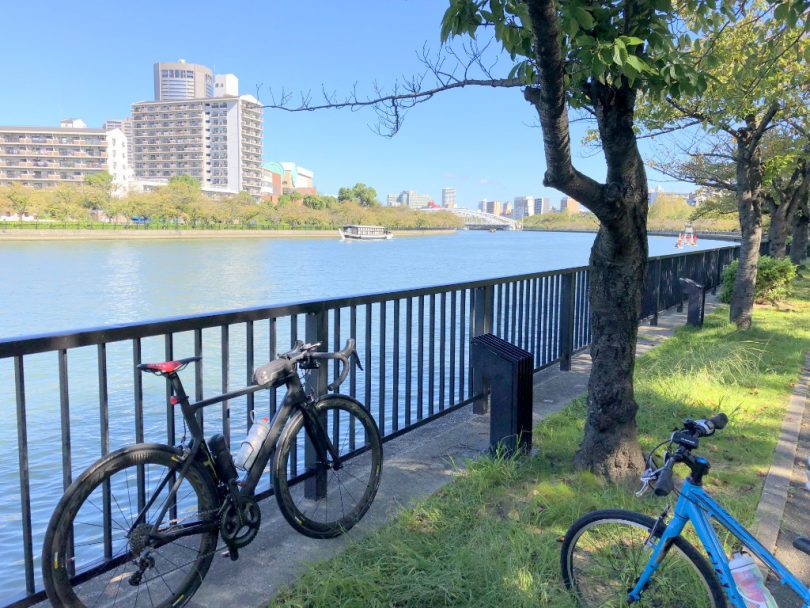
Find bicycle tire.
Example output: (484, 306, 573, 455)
(273, 395, 382, 538)
(42, 443, 219, 608)
(561, 509, 727, 608)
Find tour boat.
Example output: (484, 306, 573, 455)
(339, 225, 393, 241)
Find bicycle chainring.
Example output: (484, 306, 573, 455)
(219, 497, 261, 549)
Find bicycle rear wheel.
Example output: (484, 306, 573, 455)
(561, 509, 726, 608)
(273, 395, 382, 538)
(42, 444, 219, 608)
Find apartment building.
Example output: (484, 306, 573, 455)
(479, 199, 503, 216)
(280, 162, 316, 195)
(513, 195, 535, 220)
(131, 94, 263, 196)
(442, 187, 456, 208)
(0, 120, 109, 189)
(534, 197, 551, 214)
(560, 196, 581, 214)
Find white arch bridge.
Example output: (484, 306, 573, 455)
(421, 208, 521, 230)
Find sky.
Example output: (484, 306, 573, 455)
(0, 0, 694, 209)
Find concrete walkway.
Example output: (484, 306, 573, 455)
(177, 298, 717, 608)
(766, 356, 810, 607)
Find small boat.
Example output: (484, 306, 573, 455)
(339, 225, 393, 241)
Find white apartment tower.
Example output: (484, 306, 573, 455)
(132, 62, 263, 196)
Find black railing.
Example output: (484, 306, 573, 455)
(0, 245, 738, 607)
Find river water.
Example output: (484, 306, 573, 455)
(0, 230, 730, 600)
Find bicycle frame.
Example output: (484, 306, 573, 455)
(138, 369, 341, 543)
(629, 478, 810, 607)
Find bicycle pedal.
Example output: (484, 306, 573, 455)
(221, 547, 239, 561)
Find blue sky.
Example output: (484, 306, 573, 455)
(0, 0, 693, 208)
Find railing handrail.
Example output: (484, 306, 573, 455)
(0, 245, 740, 359)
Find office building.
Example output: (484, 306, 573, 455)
(479, 199, 503, 216)
(534, 197, 551, 214)
(131, 95, 263, 196)
(442, 187, 456, 208)
(154, 60, 214, 101)
(561, 196, 581, 214)
(502, 202, 513, 216)
(513, 196, 535, 220)
(0, 121, 109, 189)
(387, 190, 432, 208)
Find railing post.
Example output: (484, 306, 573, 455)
(713, 249, 721, 294)
(304, 309, 328, 500)
(471, 285, 494, 414)
(651, 258, 661, 326)
(559, 273, 575, 371)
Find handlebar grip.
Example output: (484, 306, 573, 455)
(710, 413, 728, 430)
(327, 354, 350, 391)
(653, 461, 676, 497)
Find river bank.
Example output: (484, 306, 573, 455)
(0, 227, 457, 241)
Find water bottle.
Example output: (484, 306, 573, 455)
(234, 417, 270, 470)
(729, 552, 778, 608)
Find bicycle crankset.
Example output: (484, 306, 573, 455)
(219, 496, 261, 550)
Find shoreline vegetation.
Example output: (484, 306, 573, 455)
(0, 226, 457, 240)
(270, 278, 810, 607)
(0, 178, 465, 236)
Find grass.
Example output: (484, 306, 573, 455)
(270, 277, 810, 608)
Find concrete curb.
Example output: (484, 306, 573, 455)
(753, 352, 810, 555)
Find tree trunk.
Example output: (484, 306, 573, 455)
(572, 84, 647, 481)
(768, 203, 791, 258)
(525, 0, 644, 481)
(730, 139, 764, 329)
(792, 208, 809, 265)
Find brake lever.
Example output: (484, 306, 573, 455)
(351, 350, 363, 371)
(636, 468, 657, 497)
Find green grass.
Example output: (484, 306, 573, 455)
(270, 278, 810, 608)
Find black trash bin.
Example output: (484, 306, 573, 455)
(679, 278, 706, 327)
(470, 333, 533, 456)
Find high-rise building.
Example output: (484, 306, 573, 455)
(214, 74, 239, 98)
(0, 122, 109, 190)
(561, 196, 581, 214)
(479, 199, 503, 216)
(154, 60, 214, 101)
(513, 196, 535, 220)
(131, 95, 263, 196)
(534, 197, 551, 214)
(387, 190, 432, 208)
(502, 202, 513, 216)
(442, 187, 456, 208)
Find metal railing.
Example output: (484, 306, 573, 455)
(0, 244, 738, 607)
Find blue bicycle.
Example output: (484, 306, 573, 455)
(561, 413, 810, 607)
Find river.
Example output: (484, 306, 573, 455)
(0, 230, 731, 600)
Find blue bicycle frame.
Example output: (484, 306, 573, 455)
(629, 478, 810, 607)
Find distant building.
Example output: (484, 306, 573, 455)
(105, 128, 132, 197)
(534, 197, 551, 214)
(0, 121, 110, 190)
(131, 95, 263, 196)
(442, 187, 456, 208)
(502, 202, 513, 217)
(479, 199, 503, 216)
(261, 161, 284, 201)
(154, 60, 214, 101)
(280, 162, 316, 195)
(687, 191, 706, 207)
(561, 196, 581, 214)
(513, 196, 535, 220)
(214, 74, 239, 98)
(388, 190, 432, 208)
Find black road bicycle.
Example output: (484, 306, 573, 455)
(41, 339, 383, 607)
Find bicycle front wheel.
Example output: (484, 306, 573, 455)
(273, 395, 382, 538)
(561, 509, 726, 608)
(42, 444, 219, 608)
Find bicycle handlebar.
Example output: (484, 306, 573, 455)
(309, 339, 359, 391)
(649, 413, 728, 497)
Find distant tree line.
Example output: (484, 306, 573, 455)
(0, 175, 463, 230)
